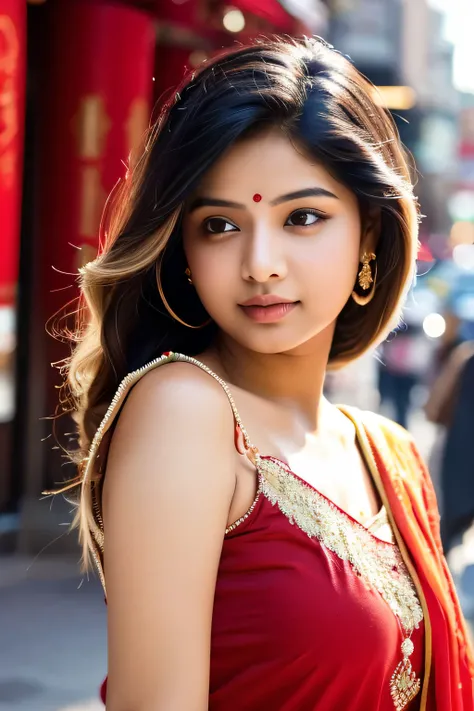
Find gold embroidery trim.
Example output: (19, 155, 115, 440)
(258, 456, 424, 637)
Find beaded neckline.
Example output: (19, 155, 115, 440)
(224, 454, 393, 546)
(255, 455, 423, 623)
(262, 455, 395, 546)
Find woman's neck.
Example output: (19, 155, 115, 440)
(208, 327, 335, 432)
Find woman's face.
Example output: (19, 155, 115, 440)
(182, 128, 373, 355)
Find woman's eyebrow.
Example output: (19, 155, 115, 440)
(187, 197, 245, 213)
(270, 187, 339, 205)
(187, 186, 339, 213)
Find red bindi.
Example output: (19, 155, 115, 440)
(253, 193, 262, 202)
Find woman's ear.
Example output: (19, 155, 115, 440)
(360, 206, 381, 257)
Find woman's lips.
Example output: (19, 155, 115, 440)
(239, 302, 298, 323)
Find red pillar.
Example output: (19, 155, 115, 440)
(38, 1, 155, 320)
(0, 0, 26, 308)
(34, 0, 155, 482)
(0, 1, 26, 511)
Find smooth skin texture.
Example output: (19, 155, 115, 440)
(103, 128, 382, 710)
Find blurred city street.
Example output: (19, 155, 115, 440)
(2, 0, 474, 709)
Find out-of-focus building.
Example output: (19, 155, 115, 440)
(330, 0, 404, 88)
(458, 93, 474, 190)
(451, 92, 474, 226)
(329, 0, 459, 242)
(403, 0, 460, 242)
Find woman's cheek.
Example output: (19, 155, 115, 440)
(194, 267, 233, 316)
(302, 256, 357, 312)
(304, 229, 360, 301)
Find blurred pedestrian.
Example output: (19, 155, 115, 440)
(44, 38, 473, 711)
(441, 350, 474, 547)
(426, 342, 474, 554)
(377, 323, 427, 428)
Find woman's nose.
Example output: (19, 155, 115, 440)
(242, 230, 287, 283)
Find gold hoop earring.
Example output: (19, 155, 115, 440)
(185, 267, 193, 284)
(156, 259, 211, 329)
(351, 252, 377, 306)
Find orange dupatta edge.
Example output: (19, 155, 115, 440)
(341, 406, 474, 711)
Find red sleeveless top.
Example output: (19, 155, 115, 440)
(96, 353, 431, 710)
(208, 455, 426, 711)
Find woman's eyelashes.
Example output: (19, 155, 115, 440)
(201, 208, 328, 235)
(284, 208, 327, 227)
(203, 217, 239, 234)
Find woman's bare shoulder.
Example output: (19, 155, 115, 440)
(104, 358, 237, 507)
(127, 358, 233, 414)
(102, 359, 237, 709)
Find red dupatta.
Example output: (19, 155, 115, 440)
(343, 406, 474, 711)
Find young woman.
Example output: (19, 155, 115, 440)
(46, 37, 473, 710)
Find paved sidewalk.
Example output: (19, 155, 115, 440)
(55, 703, 102, 711)
(0, 555, 106, 711)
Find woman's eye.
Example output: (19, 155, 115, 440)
(285, 209, 323, 227)
(204, 217, 238, 234)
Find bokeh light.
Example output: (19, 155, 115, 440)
(223, 8, 245, 32)
(452, 244, 474, 271)
(422, 313, 447, 338)
(450, 221, 474, 246)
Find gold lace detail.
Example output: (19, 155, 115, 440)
(258, 456, 424, 637)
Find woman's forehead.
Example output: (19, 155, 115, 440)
(192, 129, 350, 204)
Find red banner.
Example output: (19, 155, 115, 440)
(141, 0, 298, 34)
(37, 0, 155, 322)
(0, 0, 26, 307)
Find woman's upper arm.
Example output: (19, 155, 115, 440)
(102, 364, 236, 711)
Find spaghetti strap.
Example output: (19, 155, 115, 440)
(44, 350, 259, 500)
(170, 352, 257, 458)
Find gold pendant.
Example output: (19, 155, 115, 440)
(390, 638, 421, 710)
(358, 261, 373, 290)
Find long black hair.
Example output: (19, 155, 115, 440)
(66, 35, 419, 450)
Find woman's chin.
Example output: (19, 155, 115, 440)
(225, 331, 322, 356)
